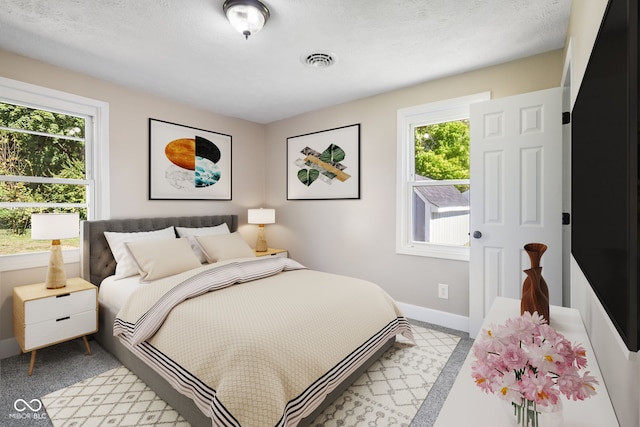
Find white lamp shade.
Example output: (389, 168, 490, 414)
(31, 213, 80, 240)
(248, 208, 275, 225)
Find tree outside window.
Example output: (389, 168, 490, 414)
(0, 102, 87, 254)
(415, 120, 470, 184)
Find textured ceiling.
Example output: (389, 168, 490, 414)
(0, 0, 571, 124)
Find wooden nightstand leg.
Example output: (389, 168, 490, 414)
(28, 350, 36, 376)
(82, 336, 92, 355)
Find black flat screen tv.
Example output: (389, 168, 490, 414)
(571, 0, 639, 351)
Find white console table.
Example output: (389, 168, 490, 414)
(434, 297, 619, 427)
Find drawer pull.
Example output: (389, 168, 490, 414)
(56, 293, 71, 298)
(56, 316, 70, 322)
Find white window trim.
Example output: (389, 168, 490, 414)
(0, 76, 110, 271)
(396, 92, 490, 260)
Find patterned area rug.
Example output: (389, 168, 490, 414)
(41, 325, 459, 427)
(41, 366, 188, 427)
(310, 325, 460, 426)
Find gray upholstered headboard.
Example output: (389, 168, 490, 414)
(80, 215, 238, 286)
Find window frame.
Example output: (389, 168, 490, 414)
(396, 92, 490, 260)
(0, 77, 110, 271)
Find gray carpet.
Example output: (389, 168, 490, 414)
(0, 320, 471, 427)
(0, 337, 121, 427)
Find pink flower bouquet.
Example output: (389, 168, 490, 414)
(471, 312, 598, 426)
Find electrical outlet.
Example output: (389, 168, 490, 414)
(438, 283, 449, 299)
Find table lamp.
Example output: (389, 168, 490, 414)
(31, 213, 79, 289)
(248, 208, 275, 252)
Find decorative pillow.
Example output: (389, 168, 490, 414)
(195, 232, 255, 263)
(104, 226, 176, 279)
(125, 237, 201, 282)
(175, 223, 230, 263)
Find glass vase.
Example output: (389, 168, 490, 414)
(507, 398, 563, 427)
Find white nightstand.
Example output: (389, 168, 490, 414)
(13, 277, 98, 375)
(254, 248, 288, 258)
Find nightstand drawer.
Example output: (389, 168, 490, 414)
(24, 288, 96, 324)
(24, 309, 97, 350)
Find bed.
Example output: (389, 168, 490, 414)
(81, 215, 413, 426)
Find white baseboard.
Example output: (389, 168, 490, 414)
(0, 337, 21, 359)
(397, 302, 469, 333)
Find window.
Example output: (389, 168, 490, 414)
(0, 77, 109, 268)
(396, 92, 489, 260)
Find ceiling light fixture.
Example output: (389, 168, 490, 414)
(223, 0, 270, 40)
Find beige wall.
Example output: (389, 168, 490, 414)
(264, 50, 563, 321)
(0, 49, 266, 350)
(565, 0, 610, 109)
(0, 49, 266, 219)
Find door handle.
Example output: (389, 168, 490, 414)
(472, 231, 482, 239)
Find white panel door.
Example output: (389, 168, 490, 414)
(468, 87, 563, 338)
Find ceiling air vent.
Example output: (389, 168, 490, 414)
(302, 52, 335, 68)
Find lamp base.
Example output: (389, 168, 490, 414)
(255, 225, 268, 252)
(45, 241, 67, 289)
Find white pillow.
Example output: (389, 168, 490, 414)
(104, 226, 176, 279)
(195, 232, 255, 263)
(175, 223, 230, 263)
(125, 238, 201, 282)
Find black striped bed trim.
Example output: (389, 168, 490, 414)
(114, 316, 412, 427)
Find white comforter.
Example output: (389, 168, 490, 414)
(114, 257, 413, 426)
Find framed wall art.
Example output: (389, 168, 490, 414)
(149, 118, 232, 200)
(287, 123, 360, 200)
